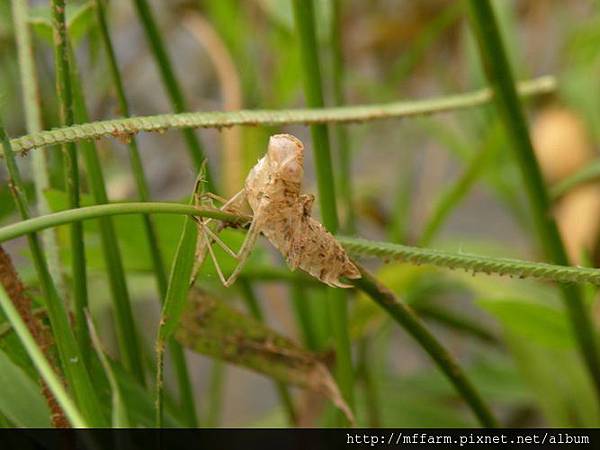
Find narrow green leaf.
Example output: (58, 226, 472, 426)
(155, 183, 200, 426)
(132, 0, 212, 186)
(11, 0, 62, 296)
(69, 42, 146, 385)
(0, 285, 87, 428)
(86, 312, 129, 427)
(51, 0, 90, 379)
(93, 0, 169, 296)
(0, 348, 51, 427)
(29, 1, 96, 45)
(1, 119, 104, 425)
(66, 1, 96, 45)
(158, 217, 198, 343)
(111, 362, 183, 427)
(90, 13, 198, 426)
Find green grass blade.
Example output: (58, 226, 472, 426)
(1, 122, 105, 425)
(86, 312, 130, 427)
(292, 0, 338, 231)
(69, 45, 145, 385)
(466, 0, 600, 404)
(155, 191, 199, 426)
(94, 0, 197, 425)
(330, 0, 354, 233)
(94, 0, 167, 291)
(132, 0, 213, 189)
(11, 0, 63, 293)
(0, 285, 88, 428)
(51, 0, 89, 355)
(157, 218, 199, 343)
(292, 0, 354, 422)
(0, 348, 51, 427)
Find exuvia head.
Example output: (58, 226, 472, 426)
(267, 134, 304, 181)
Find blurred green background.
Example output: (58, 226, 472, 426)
(1, 0, 600, 428)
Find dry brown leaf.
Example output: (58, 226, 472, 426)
(176, 289, 354, 424)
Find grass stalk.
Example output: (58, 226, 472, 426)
(467, 0, 600, 403)
(352, 266, 498, 427)
(94, 0, 166, 291)
(340, 236, 600, 286)
(51, 0, 89, 353)
(68, 46, 145, 384)
(330, 0, 354, 233)
(0, 122, 104, 425)
(0, 285, 88, 428)
(292, 0, 339, 231)
(8, 76, 556, 156)
(132, 0, 213, 189)
(94, 0, 197, 424)
(11, 0, 62, 293)
(0, 203, 245, 243)
(292, 0, 354, 422)
(4, 206, 600, 287)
